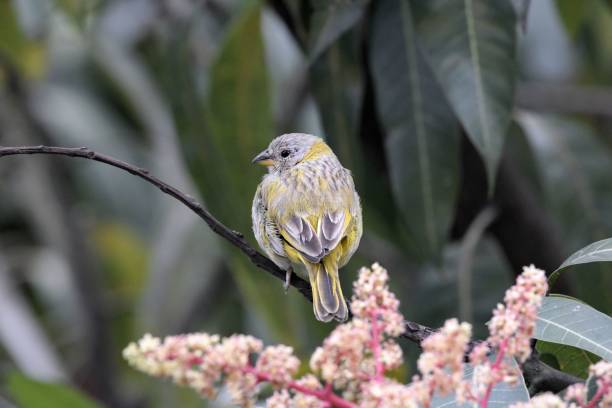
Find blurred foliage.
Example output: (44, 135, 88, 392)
(7, 372, 101, 408)
(1, 0, 612, 406)
(537, 341, 600, 379)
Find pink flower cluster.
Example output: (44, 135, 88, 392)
(124, 264, 410, 407)
(409, 318, 472, 405)
(122, 333, 274, 405)
(467, 265, 548, 406)
(310, 263, 405, 400)
(124, 263, 609, 407)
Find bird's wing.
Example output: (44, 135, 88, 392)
(279, 209, 350, 264)
(319, 210, 346, 254)
(252, 183, 287, 260)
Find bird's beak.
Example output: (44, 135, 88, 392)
(252, 149, 274, 167)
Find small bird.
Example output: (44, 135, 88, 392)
(251, 133, 362, 322)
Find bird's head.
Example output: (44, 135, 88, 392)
(252, 133, 332, 173)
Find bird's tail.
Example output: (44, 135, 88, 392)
(307, 258, 348, 322)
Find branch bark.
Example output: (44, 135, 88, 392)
(0, 145, 313, 301)
(0, 145, 581, 395)
(516, 82, 612, 117)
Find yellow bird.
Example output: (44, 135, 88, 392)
(251, 133, 362, 322)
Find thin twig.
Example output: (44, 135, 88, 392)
(457, 205, 498, 322)
(0, 145, 313, 301)
(0, 145, 582, 396)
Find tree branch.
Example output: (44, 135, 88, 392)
(516, 82, 612, 117)
(0, 145, 313, 301)
(0, 145, 581, 395)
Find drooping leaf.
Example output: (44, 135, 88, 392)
(518, 112, 612, 312)
(310, 26, 399, 251)
(586, 370, 599, 401)
(556, 0, 589, 37)
(408, 238, 512, 342)
(412, 0, 516, 190)
(370, 0, 459, 259)
(309, 0, 369, 61)
(549, 238, 612, 287)
(93, 223, 148, 300)
(184, 4, 315, 345)
(310, 34, 363, 177)
(0, 1, 45, 77)
(509, 0, 531, 31)
(430, 357, 529, 407)
(534, 296, 612, 361)
(7, 373, 102, 408)
(536, 340, 600, 379)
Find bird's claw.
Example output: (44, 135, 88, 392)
(283, 268, 292, 294)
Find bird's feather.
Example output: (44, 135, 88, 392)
(251, 134, 362, 322)
(279, 210, 351, 264)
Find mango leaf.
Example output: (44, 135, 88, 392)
(556, 0, 589, 37)
(370, 0, 459, 259)
(548, 238, 612, 287)
(7, 373, 101, 408)
(309, 0, 369, 61)
(518, 113, 612, 312)
(412, 0, 516, 190)
(0, 1, 45, 77)
(536, 340, 600, 379)
(534, 296, 612, 361)
(183, 4, 310, 344)
(93, 223, 148, 300)
(431, 357, 529, 407)
(310, 35, 363, 176)
(310, 28, 400, 248)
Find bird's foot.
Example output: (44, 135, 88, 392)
(283, 268, 293, 294)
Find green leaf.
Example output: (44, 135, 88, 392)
(534, 296, 612, 361)
(310, 27, 400, 248)
(536, 340, 600, 379)
(309, 0, 369, 61)
(586, 371, 599, 401)
(93, 222, 148, 300)
(556, 0, 589, 36)
(0, 1, 45, 77)
(413, 0, 516, 190)
(430, 357, 529, 407)
(370, 0, 459, 259)
(518, 113, 612, 312)
(549, 238, 612, 287)
(310, 35, 364, 177)
(182, 3, 317, 345)
(7, 373, 101, 408)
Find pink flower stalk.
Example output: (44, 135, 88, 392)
(124, 331, 355, 407)
(360, 379, 418, 408)
(350, 263, 405, 336)
(123, 333, 265, 405)
(412, 318, 472, 405)
(124, 264, 409, 408)
(469, 265, 548, 407)
(310, 263, 405, 401)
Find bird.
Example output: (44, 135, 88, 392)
(251, 133, 362, 322)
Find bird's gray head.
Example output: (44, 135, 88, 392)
(252, 133, 325, 173)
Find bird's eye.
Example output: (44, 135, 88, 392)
(280, 149, 291, 158)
